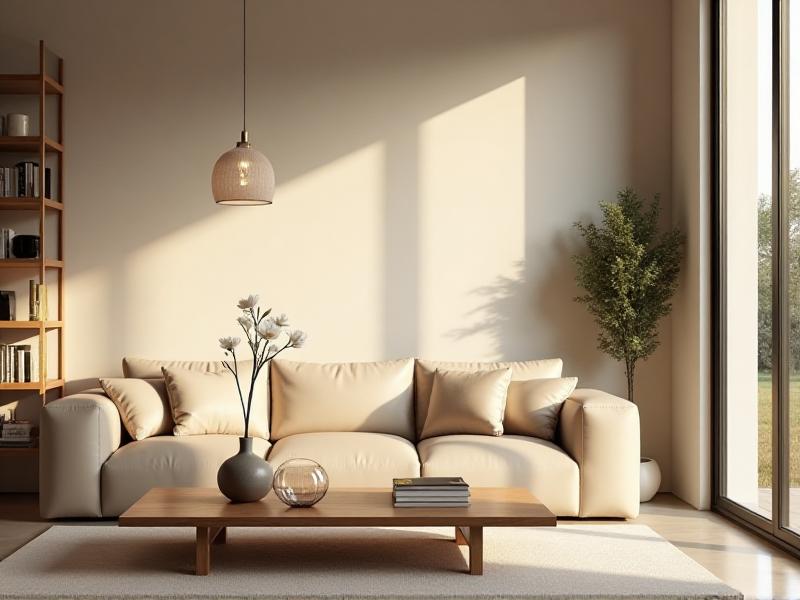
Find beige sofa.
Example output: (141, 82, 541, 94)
(39, 357, 640, 519)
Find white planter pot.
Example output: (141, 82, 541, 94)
(640, 457, 661, 503)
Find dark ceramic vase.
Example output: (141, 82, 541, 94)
(217, 437, 273, 503)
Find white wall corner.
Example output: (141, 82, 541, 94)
(670, 0, 712, 510)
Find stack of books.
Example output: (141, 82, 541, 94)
(392, 477, 470, 507)
(0, 418, 34, 448)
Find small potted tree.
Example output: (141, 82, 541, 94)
(573, 188, 682, 502)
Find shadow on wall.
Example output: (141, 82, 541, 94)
(0, 1, 670, 406)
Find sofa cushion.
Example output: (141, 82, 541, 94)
(99, 377, 172, 440)
(420, 368, 512, 440)
(417, 434, 579, 516)
(267, 432, 420, 487)
(100, 434, 270, 516)
(122, 357, 231, 378)
(414, 359, 563, 436)
(270, 359, 415, 440)
(503, 377, 578, 441)
(161, 366, 269, 439)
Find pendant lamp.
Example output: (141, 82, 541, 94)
(212, 0, 275, 205)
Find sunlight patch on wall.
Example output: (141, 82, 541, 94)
(108, 143, 387, 365)
(418, 78, 526, 359)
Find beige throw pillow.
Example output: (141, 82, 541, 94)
(413, 358, 563, 437)
(100, 378, 173, 441)
(420, 367, 512, 440)
(161, 366, 269, 439)
(503, 377, 578, 441)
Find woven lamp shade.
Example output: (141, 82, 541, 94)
(212, 145, 275, 205)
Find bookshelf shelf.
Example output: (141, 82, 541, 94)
(0, 320, 62, 330)
(0, 379, 63, 391)
(0, 198, 62, 211)
(0, 74, 62, 96)
(0, 136, 63, 154)
(0, 446, 38, 457)
(0, 258, 63, 269)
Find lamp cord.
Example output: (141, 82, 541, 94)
(243, 0, 247, 133)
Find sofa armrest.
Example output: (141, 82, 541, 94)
(40, 392, 122, 518)
(558, 389, 640, 518)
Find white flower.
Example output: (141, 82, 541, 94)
(257, 320, 282, 340)
(237, 294, 259, 310)
(273, 313, 290, 327)
(267, 344, 279, 356)
(237, 315, 254, 330)
(289, 330, 307, 348)
(219, 336, 241, 351)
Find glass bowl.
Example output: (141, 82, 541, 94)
(272, 458, 329, 507)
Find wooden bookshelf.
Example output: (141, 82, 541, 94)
(0, 40, 65, 409)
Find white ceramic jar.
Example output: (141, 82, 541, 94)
(6, 114, 29, 137)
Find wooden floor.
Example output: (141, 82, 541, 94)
(1, 492, 800, 599)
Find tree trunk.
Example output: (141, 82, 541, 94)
(625, 358, 635, 405)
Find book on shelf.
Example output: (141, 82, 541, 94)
(0, 439, 36, 448)
(0, 344, 34, 383)
(0, 228, 14, 259)
(0, 163, 51, 198)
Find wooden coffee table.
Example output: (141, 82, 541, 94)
(119, 487, 556, 576)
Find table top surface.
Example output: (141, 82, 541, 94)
(119, 487, 557, 528)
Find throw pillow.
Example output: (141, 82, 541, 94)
(100, 377, 173, 441)
(503, 377, 578, 441)
(161, 365, 269, 439)
(413, 358, 563, 437)
(420, 367, 512, 440)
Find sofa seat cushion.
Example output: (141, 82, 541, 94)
(417, 434, 579, 516)
(267, 432, 420, 487)
(101, 435, 270, 516)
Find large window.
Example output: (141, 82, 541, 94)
(715, 0, 800, 552)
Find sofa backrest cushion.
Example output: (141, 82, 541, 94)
(100, 377, 173, 441)
(414, 358, 563, 437)
(123, 357, 229, 378)
(122, 357, 268, 436)
(270, 358, 415, 441)
(161, 365, 269, 439)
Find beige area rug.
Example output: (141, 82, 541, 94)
(0, 524, 740, 599)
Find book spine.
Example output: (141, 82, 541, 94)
(45, 167, 51, 199)
(33, 164, 39, 198)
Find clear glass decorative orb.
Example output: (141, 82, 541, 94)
(272, 458, 329, 507)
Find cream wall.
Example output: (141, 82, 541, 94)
(0, 0, 674, 489)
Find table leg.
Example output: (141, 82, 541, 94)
(455, 526, 483, 575)
(196, 527, 211, 576)
(468, 527, 483, 575)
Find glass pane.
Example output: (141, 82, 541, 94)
(723, 0, 773, 519)
(789, 0, 800, 532)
